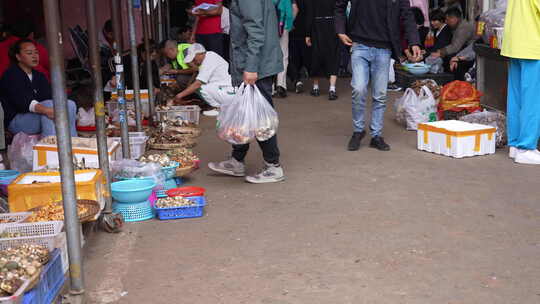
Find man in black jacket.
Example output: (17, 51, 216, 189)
(336, 0, 421, 152)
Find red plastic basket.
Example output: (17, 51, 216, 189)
(166, 186, 206, 198)
(76, 125, 96, 132)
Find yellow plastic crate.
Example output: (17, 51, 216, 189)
(7, 169, 106, 213)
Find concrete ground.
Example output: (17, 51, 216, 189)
(83, 81, 540, 304)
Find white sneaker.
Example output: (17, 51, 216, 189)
(509, 146, 517, 159)
(514, 149, 540, 165)
(203, 109, 219, 117)
(208, 158, 246, 177)
(245, 163, 285, 184)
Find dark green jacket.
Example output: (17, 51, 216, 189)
(229, 0, 283, 86)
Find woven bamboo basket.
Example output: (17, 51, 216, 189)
(148, 137, 197, 150)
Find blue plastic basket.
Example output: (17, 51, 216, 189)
(115, 175, 155, 182)
(111, 179, 156, 203)
(0, 170, 19, 181)
(22, 249, 65, 304)
(155, 196, 206, 220)
(156, 191, 168, 198)
(162, 162, 179, 180)
(0, 170, 20, 196)
(164, 178, 177, 190)
(156, 178, 182, 198)
(113, 201, 155, 222)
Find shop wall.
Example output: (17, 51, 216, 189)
(1, 0, 144, 60)
(61, 0, 144, 59)
(2, 0, 45, 39)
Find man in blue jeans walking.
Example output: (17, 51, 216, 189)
(335, 0, 421, 151)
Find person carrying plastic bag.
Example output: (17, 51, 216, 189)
(208, 0, 285, 184)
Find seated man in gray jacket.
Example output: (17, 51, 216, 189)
(430, 8, 475, 71)
(449, 39, 477, 81)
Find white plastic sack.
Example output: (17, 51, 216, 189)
(217, 83, 279, 145)
(8, 133, 39, 173)
(480, 3, 507, 44)
(459, 110, 507, 148)
(389, 59, 396, 84)
(221, 7, 230, 34)
(77, 107, 95, 127)
(110, 159, 165, 189)
(394, 86, 438, 131)
(494, 0, 507, 9)
(111, 109, 136, 127)
(426, 57, 443, 74)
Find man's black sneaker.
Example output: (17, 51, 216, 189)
(369, 136, 391, 151)
(387, 84, 402, 92)
(347, 131, 366, 151)
(310, 88, 320, 97)
(328, 90, 338, 101)
(295, 81, 304, 94)
(276, 86, 287, 98)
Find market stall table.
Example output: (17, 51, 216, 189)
(474, 43, 509, 112)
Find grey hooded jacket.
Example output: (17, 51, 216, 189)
(229, 0, 284, 86)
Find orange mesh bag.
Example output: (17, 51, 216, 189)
(438, 81, 483, 119)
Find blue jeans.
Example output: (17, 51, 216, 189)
(507, 59, 540, 150)
(350, 43, 391, 137)
(8, 99, 78, 137)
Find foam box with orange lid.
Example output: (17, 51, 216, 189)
(33, 136, 120, 171)
(417, 120, 496, 158)
(7, 169, 106, 212)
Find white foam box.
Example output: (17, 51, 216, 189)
(417, 120, 496, 158)
(33, 137, 121, 170)
(110, 132, 149, 160)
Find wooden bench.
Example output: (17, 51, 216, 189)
(395, 68, 455, 88)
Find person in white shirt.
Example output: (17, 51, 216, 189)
(173, 43, 234, 116)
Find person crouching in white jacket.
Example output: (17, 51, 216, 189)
(173, 43, 235, 116)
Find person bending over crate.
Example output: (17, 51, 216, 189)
(172, 43, 234, 117)
(160, 40, 196, 91)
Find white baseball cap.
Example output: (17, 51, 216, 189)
(183, 43, 206, 64)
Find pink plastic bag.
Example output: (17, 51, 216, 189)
(8, 133, 40, 173)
